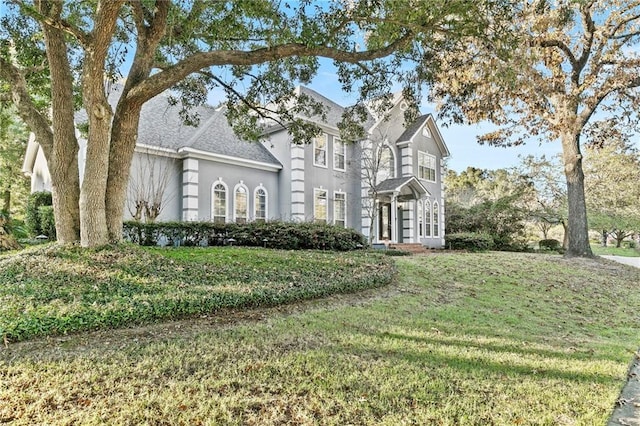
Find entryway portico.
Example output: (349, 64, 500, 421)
(373, 176, 430, 244)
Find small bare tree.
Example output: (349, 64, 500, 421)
(127, 151, 176, 223)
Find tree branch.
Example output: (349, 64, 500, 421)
(130, 32, 414, 103)
(13, 0, 90, 47)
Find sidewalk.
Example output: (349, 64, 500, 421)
(604, 255, 640, 425)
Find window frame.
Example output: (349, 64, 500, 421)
(313, 134, 328, 168)
(212, 180, 228, 224)
(254, 186, 268, 223)
(334, 191, 347, 228)
(314, 188, 328, 224)
(233, 183, 249, 224)
(418, 151, 437, 182)
(425, 200, 432, 237)
(417, 200, 424, 238)
(333, 137, 346, 172)
(433, 201, 439, 237)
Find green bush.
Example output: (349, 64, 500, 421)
(38, 206, 56, 240)
(123, 220, 367, 251)
(383, 249, 412, 256)
(25, 191, 53, 237)
(622, 240, 636, 249)
(445, 232, 495, 252)
(538, 239, 561, 251)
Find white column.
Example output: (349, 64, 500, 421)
(390, 195, 397, 243)
(290, 144, 305, 221)
(182, 158, 199, 221)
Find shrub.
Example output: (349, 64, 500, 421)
(383, 249, 411, 256)
(38, 206, 56, 240)
(25, 191, 53, 237)
(445, 232, 495, 252)
(123, 220, 367, 251)
(539, 239, 561, 251)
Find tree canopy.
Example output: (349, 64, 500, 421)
(429, 0, 640, 257)
(0, 0, 510, 247)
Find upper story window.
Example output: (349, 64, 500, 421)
(212, 181, 227, 223)
(234, 184, 248, 224)
(313, 134, 327, 167)
(334, 138, 346, 171)
(254, 187, 267, 223)
(422, 126, 431, 138)
(314, 188, 328, 223)
(334, 192, 346, 228)
(376, 145, 395, 182)
(418, 151, 436, 182)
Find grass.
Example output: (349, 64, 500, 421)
(1, 250, 639, 424)
(591, 243, 640, 257)
(0, 244, 394, 342)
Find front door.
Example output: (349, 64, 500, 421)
(378, 203, 391, 241)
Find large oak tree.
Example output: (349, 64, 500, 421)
(429, 0, 640, 257)
(0, 0, 509, 247)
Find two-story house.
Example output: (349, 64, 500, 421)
(22, 86, 449, 247)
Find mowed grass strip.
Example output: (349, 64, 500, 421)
(1, 251, 639, 424)
(0, 244, 395, 342)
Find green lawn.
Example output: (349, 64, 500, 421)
(591, 243, 640, 257)
(1, 249, 639, 425)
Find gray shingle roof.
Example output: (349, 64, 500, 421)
(296, 86, 345, 127)
(76, 85, 281, 166)
(375, 176, 416, 193)
(397, 114, 430, 143)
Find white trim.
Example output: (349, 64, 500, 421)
(313, 134, 328, 168)
(177, 147, 282, 172)
(313, 187, 328, 223)
(233, 181, 249, 224)
(417, 199, 424, 238)
(433, 201, 440, 237)
(333, 137, 346, 172)
(253, 184, 268, 222)
(418, 151, 437, 182)
(333, 191, 347, 227)
(135, 143, 182, 158)
(212, 179, 229, 223)
(425, 200, 432, 237)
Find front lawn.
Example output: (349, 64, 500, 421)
(591, 243, 640, 257)
(1, 251, 638, 424)
(0, 244, 394, 342)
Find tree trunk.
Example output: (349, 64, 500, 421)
(105, 101, 143, 242)
(601, 230, 607, 247)
(561, 131, 593, 257)
(41, 7, 81, 243)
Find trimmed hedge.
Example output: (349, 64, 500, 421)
(539, 239, 561, 251)
(445, 232, 495, 252)
(123, 220, 367, 251)
(25, 191, 53, 238)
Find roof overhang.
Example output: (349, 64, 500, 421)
(374, 176, 430, 202)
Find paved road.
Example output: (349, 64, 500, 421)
(604, 255, 640, 426)
(601, 255, 640, 268)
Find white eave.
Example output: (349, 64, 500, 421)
(176, 147, 282, 172)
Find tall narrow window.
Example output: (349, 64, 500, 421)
(418, 151, 437, 182)
(213, 182, 227, 223)
(313, 134, 327, 167)
(334, 192, 346, 227)
(417, 200, 424, 237)
(314, 188, 328, 223)
(254, 187, 267, 223)
(334, 138, 346, 171)
(376, 145, 395, 182)
(234, 185, 247, 224)
(433, 201, 439, 237)
(425, 200, 432, 237)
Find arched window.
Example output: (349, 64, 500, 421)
(376, 145, 396, 182)
(234, 183, 248, 224)
(417, 200, 424, 237)
(433, 201, 439, 237)
(425, 200, 432, 237)
(212, 181, 227, 223)
(254, 186, 267, 223)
